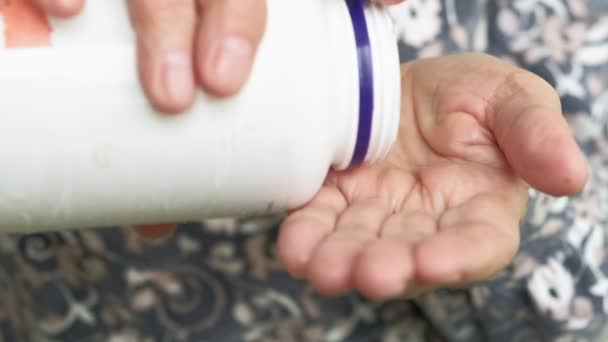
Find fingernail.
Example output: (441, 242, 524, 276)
(162, 52, 195, 106)
(213, 36, 254, 90)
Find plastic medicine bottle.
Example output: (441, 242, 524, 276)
(0, 0, 401, 231)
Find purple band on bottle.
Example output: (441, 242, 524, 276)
(345, 0, 374, 167)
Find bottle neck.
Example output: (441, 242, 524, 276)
(328, 1, 401, 171)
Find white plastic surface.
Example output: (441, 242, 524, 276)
(0, 0, 400, 231)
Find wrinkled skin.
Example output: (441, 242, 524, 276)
(278, 54, 587, 299)
(40, 1, 587, 300)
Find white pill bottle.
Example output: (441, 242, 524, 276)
(0, 0, 401, 231)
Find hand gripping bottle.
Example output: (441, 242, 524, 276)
(0, 0, 401, 231)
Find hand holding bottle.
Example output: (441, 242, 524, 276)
(34, 0, 405, 239)
(36, 0, 404, 113)
(278, 53, 588, 299)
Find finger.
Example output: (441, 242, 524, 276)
(478, 62, 588, 195)
(410, 53, 588, 196)
(305, 198, 387, 296)
(278, 186, 347, 278)
(488, 68, 588, 196)
(354, 211, 436, 300)
(195, 0, 266, 96)
(128, 0, 197, 113)
(134, 223, 177, 240)
(35, 0, 84, 18)
(414, 194, 522, 286)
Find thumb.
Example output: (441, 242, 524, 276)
(488, 71, 588, 196)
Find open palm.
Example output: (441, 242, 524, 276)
(278, 53, 588, 300)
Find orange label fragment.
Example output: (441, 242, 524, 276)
(0, 0, 51, 47)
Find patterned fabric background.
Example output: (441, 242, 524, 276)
(1, 0, 608, 341)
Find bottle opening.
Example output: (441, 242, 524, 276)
(345, 0, 375, 167)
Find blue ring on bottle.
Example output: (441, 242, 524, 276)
(345, 0, 374, 167)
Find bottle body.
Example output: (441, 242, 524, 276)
(0, 0, 400, 231)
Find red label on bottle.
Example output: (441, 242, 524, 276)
(0, 0, 51, 47)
